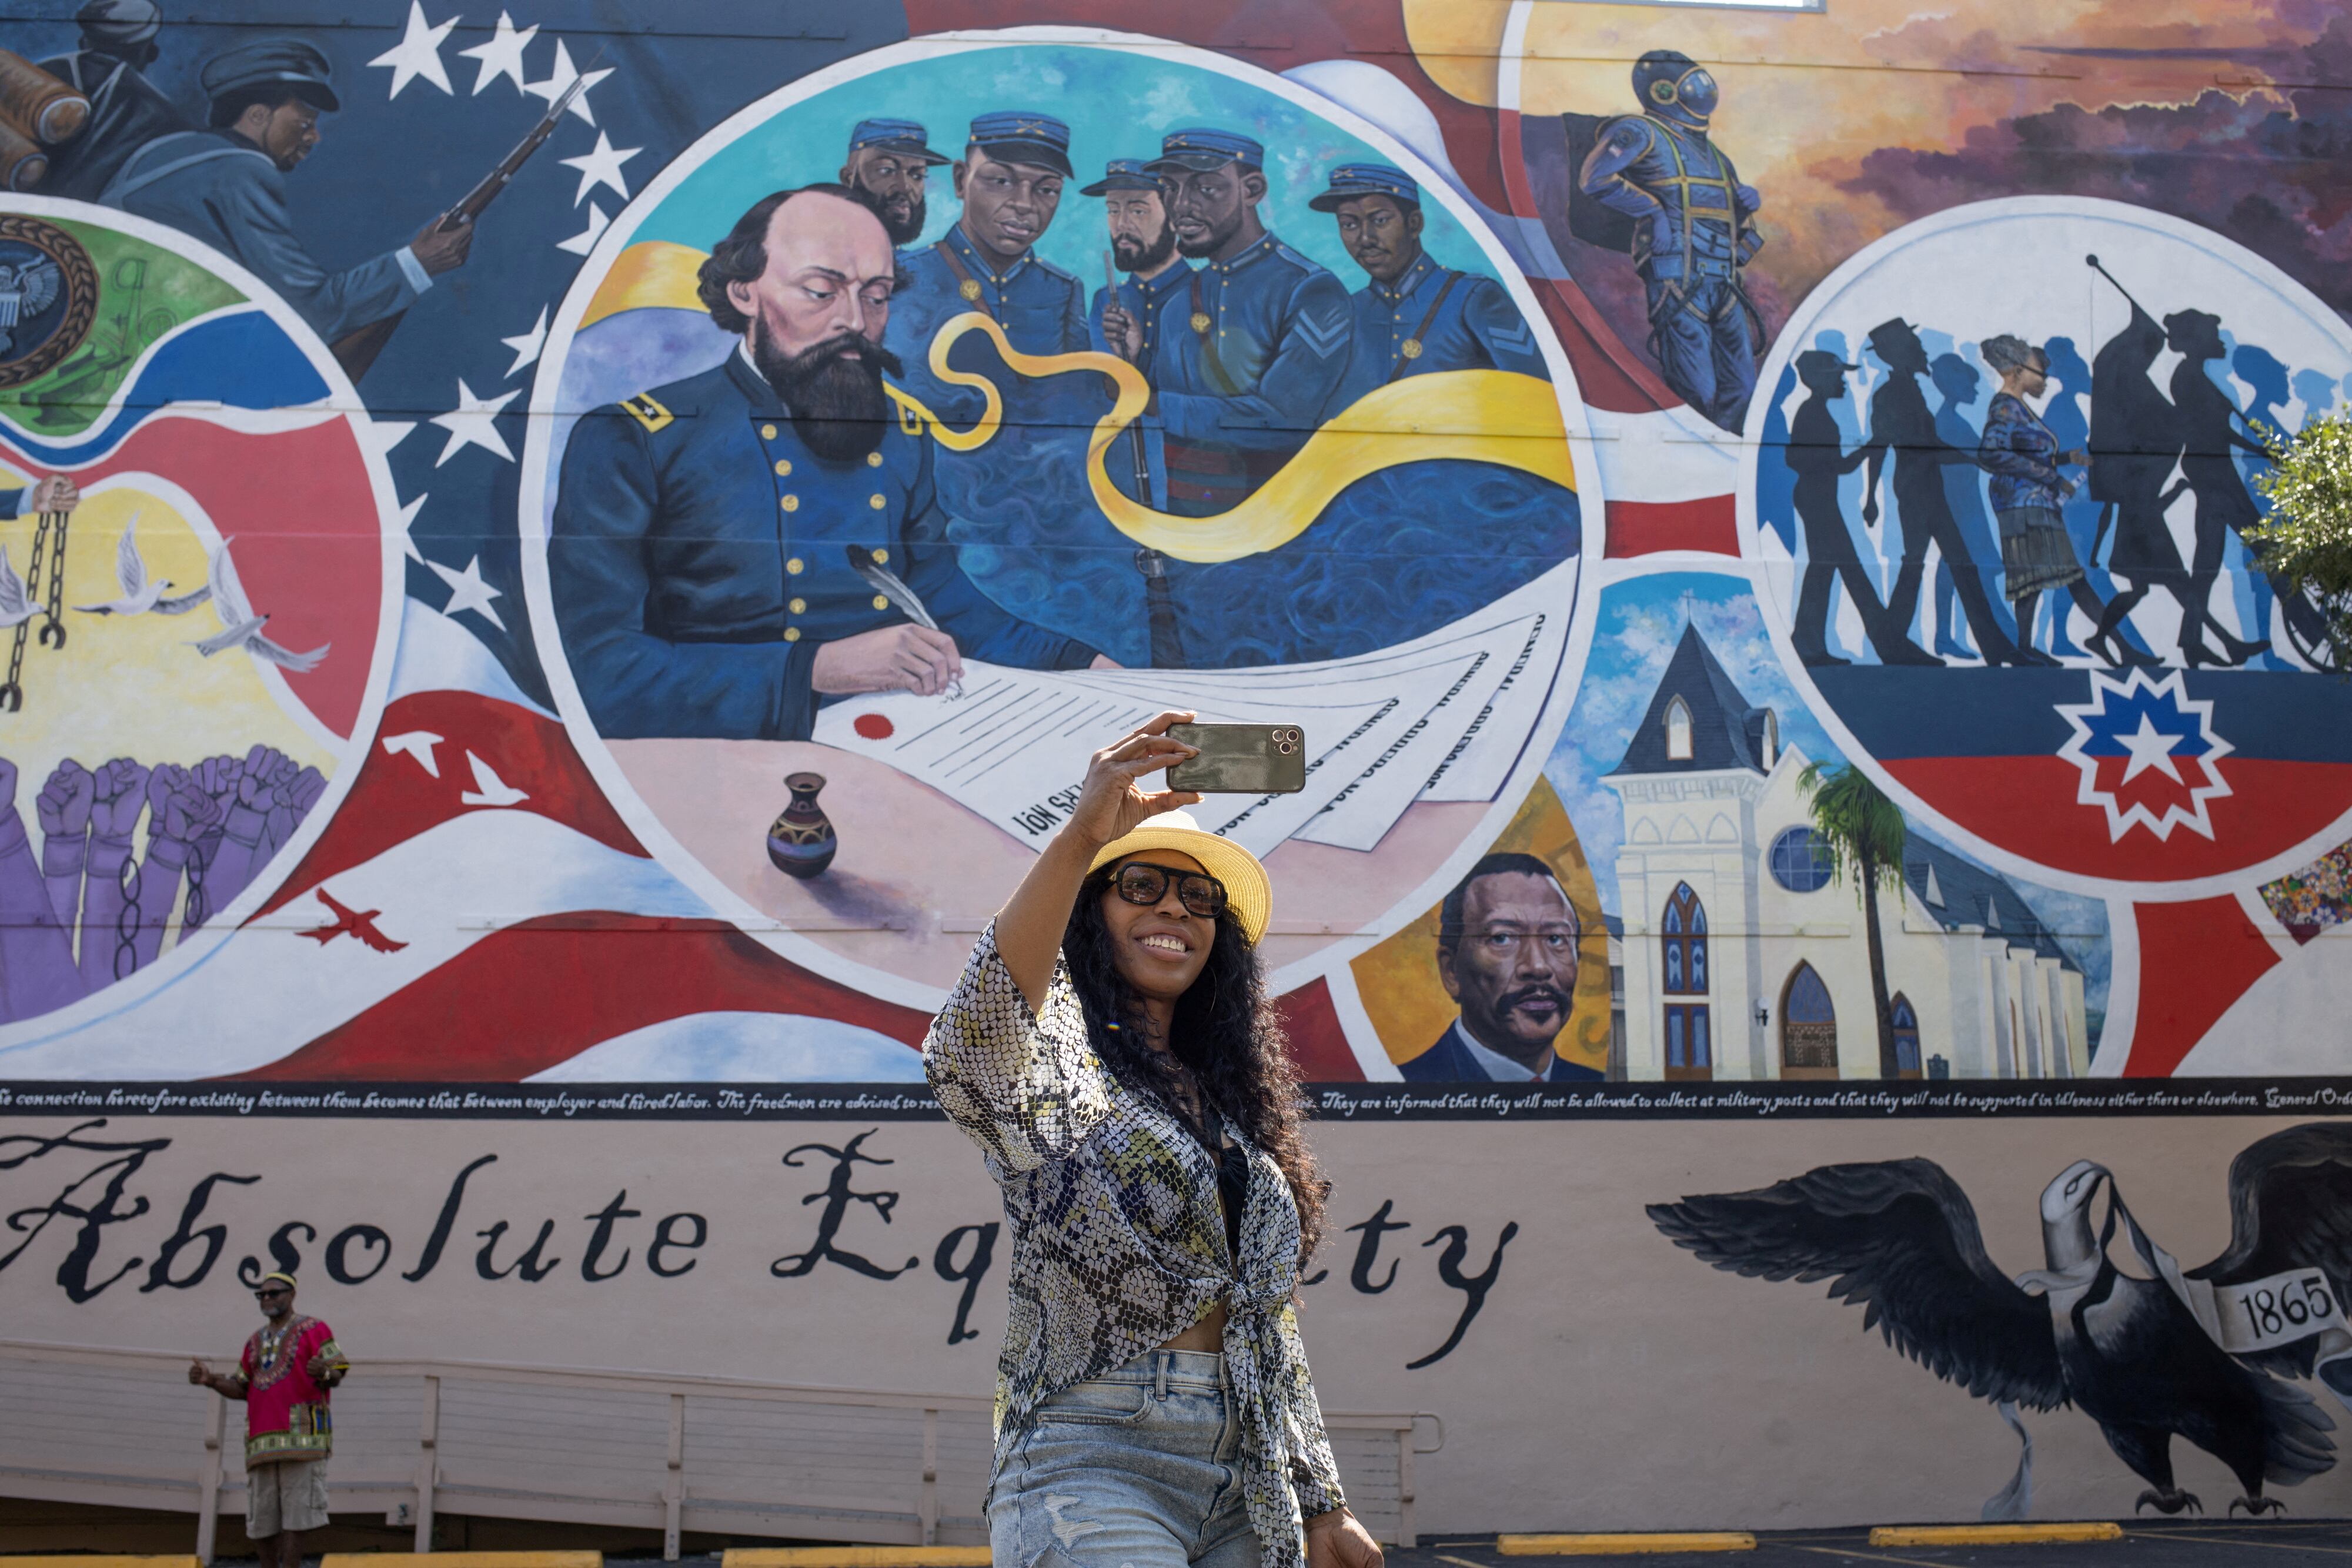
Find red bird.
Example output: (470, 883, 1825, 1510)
(299, 888, 407, 953)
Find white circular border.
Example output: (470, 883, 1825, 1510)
(0, 194, 406, 1049)
(1735, 194, 2352, 903)
(519, 25, 1606, 1012)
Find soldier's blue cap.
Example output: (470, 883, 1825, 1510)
(1080, 158, 1162, 197)
(1307, 162, 1420, 212)
(848, 117, 950, 166)
(199, 37, 338, 112)
(1145, 127, 1264, 175)
(967, 111, 1073, 177)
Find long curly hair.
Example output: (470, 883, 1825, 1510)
(1062, 866, 1328, 1261)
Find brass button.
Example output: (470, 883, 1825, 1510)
(781, 494, 800, 513)
(761, 423, 777, 440)
(870, 547, 888, 564)
(866, 452, 883, 468)
(786, 557, 804, 575)
(774, 459, 793, 477)
(789, 597, 806, 614)
(872, 594, 889, 610)
(868, 494, 886, 510)
(783, 627, 801, 642)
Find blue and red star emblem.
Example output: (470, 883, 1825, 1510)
(2054, 670, 2234, 842)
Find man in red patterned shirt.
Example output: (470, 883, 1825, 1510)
(188, 1271, 348, 1564)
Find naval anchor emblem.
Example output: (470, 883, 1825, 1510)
(0, 215, 97, 389)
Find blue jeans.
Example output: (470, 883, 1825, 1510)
(990, 1348, 1261, 1568)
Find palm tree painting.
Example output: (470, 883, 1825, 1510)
(1798, 761, 1909, 1078)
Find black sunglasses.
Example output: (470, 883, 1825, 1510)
(255, 1286, 290, 1299)
(1112, 861, 1227, 921)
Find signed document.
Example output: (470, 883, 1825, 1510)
(811, 562, 1578, 855)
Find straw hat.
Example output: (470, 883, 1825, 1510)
(1087, 810, 1271, 945)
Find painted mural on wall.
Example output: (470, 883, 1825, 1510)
(0, 0, 2336, 1093)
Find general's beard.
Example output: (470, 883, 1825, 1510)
(753, 321, 903, 464)
(1114, 223, 1177, 275)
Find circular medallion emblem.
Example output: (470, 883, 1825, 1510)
(0, 215, 98, 390)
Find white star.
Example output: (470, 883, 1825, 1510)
(425, 553, 507, 630)
(368, 1, 457, 99)
(559, 130, 640, 206)
(457, 9, 537, 95)
(393, 490, 427, 563)
(556, 202, 610, 258)
(499, 306, 549, 379)
(430, 378, 519, 467)
(524, 39, 613, 126)
(363, 419, 415, 460)
(2115, 713, 2186, 785)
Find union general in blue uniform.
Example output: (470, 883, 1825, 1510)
(549, 351, 1094, 741)
(1138, 130, 1353, 518)
(1311, 165, 1549, 414)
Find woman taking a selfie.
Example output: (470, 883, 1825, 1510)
(927, 711, 1382, 1568)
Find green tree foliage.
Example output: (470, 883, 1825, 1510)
(2250, 413, 2352, 672)
(1798, 761, 1908, 1078)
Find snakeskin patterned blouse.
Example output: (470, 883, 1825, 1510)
(925, 921, 1345, 1568)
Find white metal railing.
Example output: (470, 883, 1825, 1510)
(0, 1339, 1440, 1560)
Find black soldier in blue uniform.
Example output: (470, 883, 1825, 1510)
(1309, 162, 1546, 416)
(1087, 157, 1192, 511)
(101, 39, 472, 342)
(1110, 127, 1351, 519)
(887, 111, 1086, 424)
(1086, 156, 1195, 664)
(550, 186, 1100, 742)
(1576, 51, 1763, 432)
(838, 116, 949, 249)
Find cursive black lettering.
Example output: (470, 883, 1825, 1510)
(647, 1212, 706, 1278)
(402, 1154, 497, 1283)
(142, 1172, 260, 1292)
(933, 1222, 1000, 1345)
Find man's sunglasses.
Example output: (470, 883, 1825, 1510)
(255, 1286, 290, 1300)
(1112, 861, 1228, 921)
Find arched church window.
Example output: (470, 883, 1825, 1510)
(1665, 697, 1692, 761)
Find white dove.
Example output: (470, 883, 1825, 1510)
(459, 750, 529, 807)
(0, 547, 38, 628)
(75, 516, 212, 617)
(189, 540, 329, 674)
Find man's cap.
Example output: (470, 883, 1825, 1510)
(1086, 810, 1271, 947)
(76, 0, 161, 46)
(1795, 350, 1857, 377)
(1308, 162, 1420, 212)
(848, 117, 950, 166)
(1866, 318, 1919, 356)
(257, 1271, 297, 1290)
(966, 111, 1073, 177)
(1145, 127, 1264, 175)
(199, 38, 339, 112)
(1080, 158, 1162, 198)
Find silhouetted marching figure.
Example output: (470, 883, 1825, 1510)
(2083, 259, 2261, 668)
(1856, 320, 2020, 666)
(1928, 352, 2009, 660)
(1784, 350, 1900, 666)
(2166, 309, 2275, 668)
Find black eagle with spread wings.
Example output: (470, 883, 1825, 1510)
(1649, 1125, 2352, 1517)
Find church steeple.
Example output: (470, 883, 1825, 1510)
(1609, 622, 1779, 777)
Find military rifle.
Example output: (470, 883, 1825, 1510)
(329, 65, 593, 381)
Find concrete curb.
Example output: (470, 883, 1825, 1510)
(1869, 1523, 2126, 1546)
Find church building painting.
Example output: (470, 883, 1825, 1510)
(1606, 623, 2090, 1082)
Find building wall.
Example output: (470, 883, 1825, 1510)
(2, 0, 2350, 1537)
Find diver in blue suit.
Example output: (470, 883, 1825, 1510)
(1311, 162, 1547, 416)
(550, 187, 1100, 742)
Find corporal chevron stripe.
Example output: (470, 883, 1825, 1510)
(1294, 310, 1351, 361)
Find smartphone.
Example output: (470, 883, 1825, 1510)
(1166, 724, 1308, 794)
